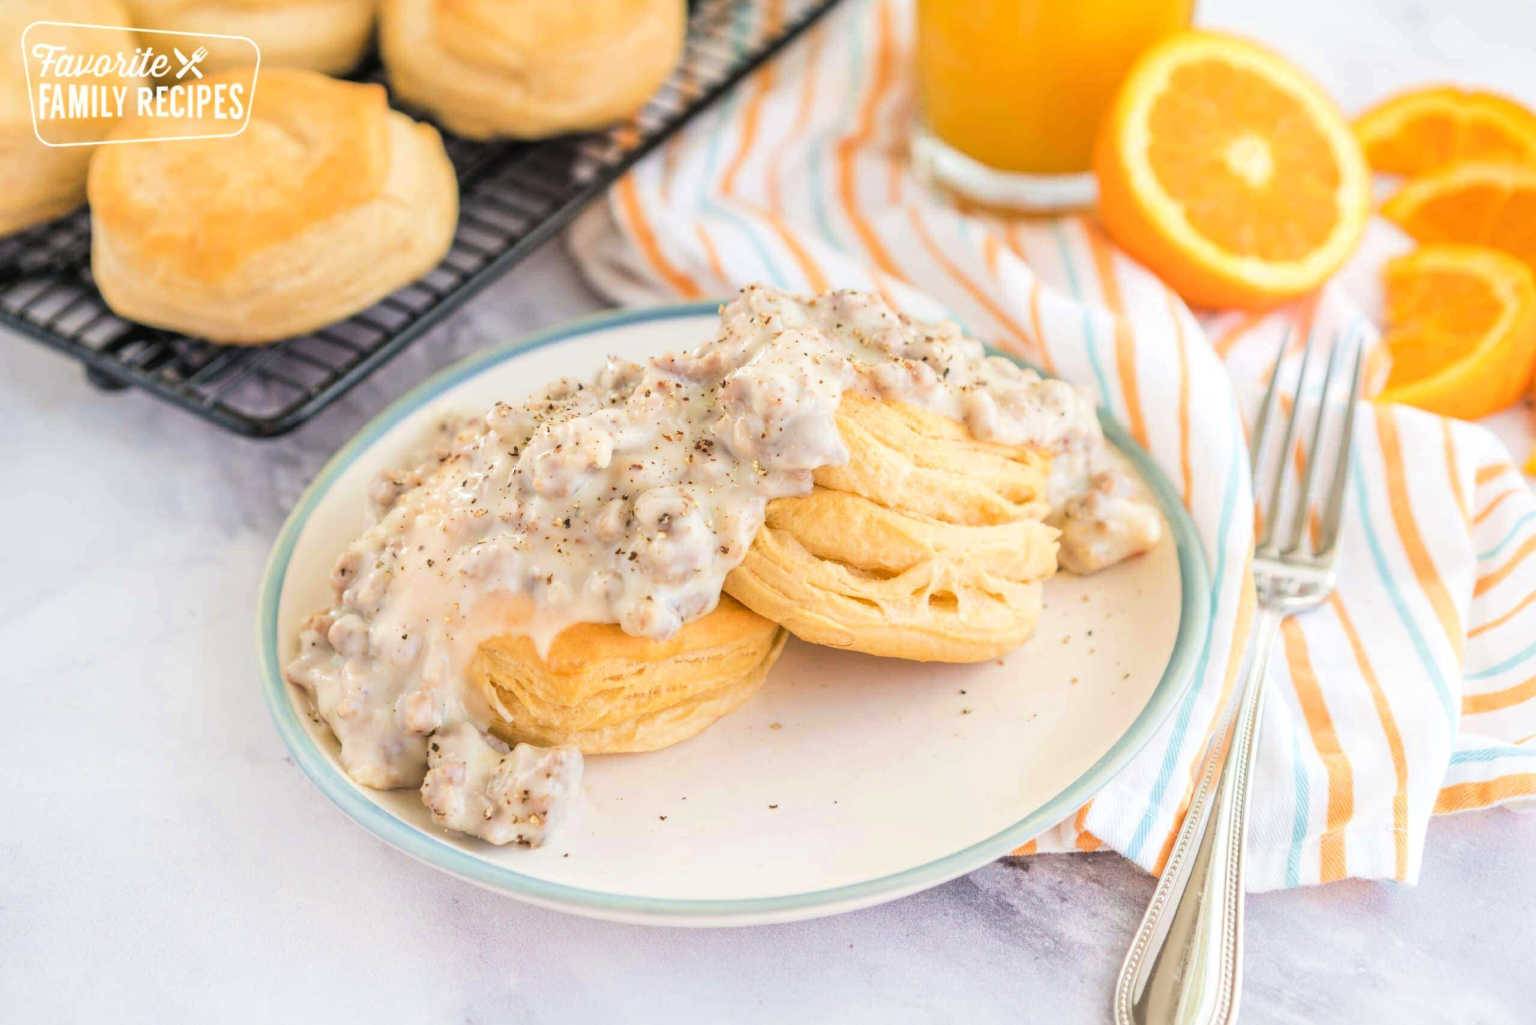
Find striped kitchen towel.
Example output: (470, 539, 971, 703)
(567, 0, 1536, 889)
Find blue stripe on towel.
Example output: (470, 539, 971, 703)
(1351, 463, 1457, 720)
(1126, 437, 1242, 861)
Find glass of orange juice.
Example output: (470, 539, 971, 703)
(913, 0, 1194, 210)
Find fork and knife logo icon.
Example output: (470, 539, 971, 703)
(171, 46, 208, 80)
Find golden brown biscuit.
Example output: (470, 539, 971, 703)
(88, 68, 457, 344)
(0, 1, 140, 236)
(472, 596, 786, 753)
(725, 395, 1061, 663)
(122, 0, 376, 75)
(379, 0, 686, 140)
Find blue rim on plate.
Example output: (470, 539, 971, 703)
(257, 302, 1213, 923)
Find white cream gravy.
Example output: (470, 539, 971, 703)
(286, 285, 1161, 844)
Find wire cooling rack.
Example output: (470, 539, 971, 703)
(0, 0, 840, 437)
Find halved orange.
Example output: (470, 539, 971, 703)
(1094, 30, 1371, 310)
(1382, 162, 1536, 270)
(1377, 244, 1536, 420)
(1355, 87, 1536, 176)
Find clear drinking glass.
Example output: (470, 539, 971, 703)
(912, 0, 1195, 211)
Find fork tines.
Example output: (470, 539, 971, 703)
(1249, 325, 1366, 566)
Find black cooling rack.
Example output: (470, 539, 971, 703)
(0, 0, 840, 437)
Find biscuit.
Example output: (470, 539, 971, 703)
(88, 68, 457, 343)
(471, 596, 786, 753)
(379, 0, 686, 139)
(0, 2, 140, 236)
(725, 395, 1061, 663)
(122, 0, 376, 75)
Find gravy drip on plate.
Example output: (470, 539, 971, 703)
(285, 285, 1160, 840)
(420, 723, 582, 846)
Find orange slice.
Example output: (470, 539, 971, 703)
(1377, 244, 1536, 419)
(1094, 30, 1371, 310)
(1355, 86, 1536, 176)
(1381, 162, 1536, 270)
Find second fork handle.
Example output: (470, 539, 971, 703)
(1113, 608, 1282, 1025)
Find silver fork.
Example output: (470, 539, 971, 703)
(1113, 326, 1366, 1025)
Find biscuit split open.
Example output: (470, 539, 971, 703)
(725, 395, 1062, 663)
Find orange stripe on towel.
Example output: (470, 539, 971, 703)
(711, 4, 831, 294)
(1375, 406, 1464, 661)
(1167, 293, 1195, 507)
(1283, 395, 1323, 549)
(1288, 293, 1321, 358)
(1463, 673, 1536, 716)
(1475, 535, 1536, 598)
(1475, 488, 1520, 527)
(1281, 617, 1355, 882)
(1213, 311, 1268, 358)
(717, 2, 784, 198)
(616, 177, 703, 299)
(1154, 561, 1257, 876)
(1083, 223, 1148, 448)
(695, 224, 730, 290)
(1469, 589, 1536, 639)
(1442, 420, 1470, 530)
(1330, 592, 1410, 879)
(759, 20, 830, 294)
(1474, 464, 1511, 488)
(907, 207, 1033, 351)
(834, 2, 903, 279)
(1476, 463, 1512, 487)
(1073, 804, 1103, 851)
(1026, 278, 1058, 376)
(982, 231, 1004, 278)
(1435, 773, 1536, 813)
(659, 47, 705, 199)
(764, 211, 832, 293)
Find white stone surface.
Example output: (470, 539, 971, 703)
(3, 1, 1536, 1020)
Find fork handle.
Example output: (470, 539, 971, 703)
(1113, 607, 1282, 1025)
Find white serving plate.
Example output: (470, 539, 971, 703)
(257, 304, 1210, 926)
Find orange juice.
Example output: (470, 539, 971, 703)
(916, 0, 1194, 175)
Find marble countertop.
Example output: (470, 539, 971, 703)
(4, 1, 1535, 1021)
